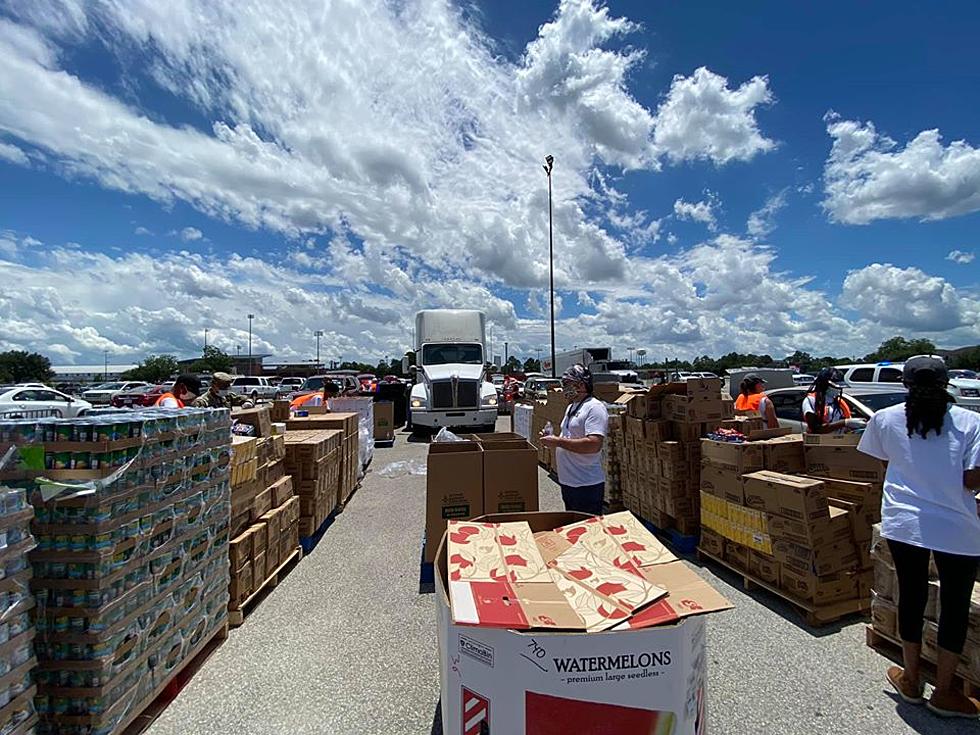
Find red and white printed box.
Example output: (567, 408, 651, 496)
(437, 511, 732, 735)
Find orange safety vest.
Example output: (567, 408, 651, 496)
(805, 392, 852, 421)
(734, 393, 765, 413)
(289, 393, 323, 410)
(154, 392, 184, 408)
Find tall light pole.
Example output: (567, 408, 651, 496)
(247, 314, 254, 376)
(236, 345, 241, 358)
(314, 330, 323, 369)
(535, 347, 541, 368)
(543, 154, 556, 377)
(103, 349, 108, 381)
(203, 328, 209, 353)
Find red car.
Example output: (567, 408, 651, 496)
(111, 384, 168, 408)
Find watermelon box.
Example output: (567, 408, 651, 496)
(437, 511, 733, 735)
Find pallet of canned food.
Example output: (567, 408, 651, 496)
(0, 408, 232, 735)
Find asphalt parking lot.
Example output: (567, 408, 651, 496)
(144, 416, 974, 735)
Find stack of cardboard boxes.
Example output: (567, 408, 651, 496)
(618, 379, 734, 535)
(373, 401, 395, 442)
(423, 434, 539, 563)
(286, 412, 360, 508)
(870, 524, 980, 682)
(284, 429, 343, 538)
(529, 391, 569, 472)
(603, 407, 625, 512)
(699, 432, 879, 607)
(228, 493, 300, 612)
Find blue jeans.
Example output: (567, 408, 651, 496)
(560, 483, 605, 516)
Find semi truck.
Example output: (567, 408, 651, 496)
(541, 347, 639, 383)
(404, 310, 499, 433)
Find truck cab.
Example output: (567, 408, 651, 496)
(406, 310, 499, 433)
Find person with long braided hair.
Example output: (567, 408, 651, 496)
(859, 356, 980, 718)
(802, 367, 865, 433)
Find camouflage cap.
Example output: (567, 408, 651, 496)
(212, 371, 234, 386)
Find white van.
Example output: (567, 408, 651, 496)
(836, 361, 980, 412)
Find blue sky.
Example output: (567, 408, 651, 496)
(0, 0, 977, 366)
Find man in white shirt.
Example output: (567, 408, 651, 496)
(539, 364, 609, 516)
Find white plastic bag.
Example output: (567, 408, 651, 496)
(433, 427, 465, 443)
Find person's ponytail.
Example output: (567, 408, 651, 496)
(905, 384, 953, 438)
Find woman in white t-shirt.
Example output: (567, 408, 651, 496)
(539, 364, 608, 516)
(858, 356, 980, 718)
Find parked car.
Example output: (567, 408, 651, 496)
(524, 377, 561, 399)
(0, 386, 92, 418)
(82, 381, 150, 405)
(111, 383, 169, 408)
(275, 377, 305, 398)
(765, 386, 908, 432)
(950, 369, 978, 381)
(228, 376, 279, 401)
(792, 373, 816, 385)
(287, 374, 361, 401)
(836, 361, 980, 412)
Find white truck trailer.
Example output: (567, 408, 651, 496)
(541, 347, 639, 383)
(405, 310, 499, 432)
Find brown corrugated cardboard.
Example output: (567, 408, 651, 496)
(748, 550, 780, 585)
(253, 550, 267, 585)
(286, 412, 359, 436)
(373, 401, 395, 440)
(772, 537, 858, 576)
(700, 461, 743, 503)
(779, 566, 857, 603)
(804, 444, 886, 483)
(270, 475, 293, 508)
(229, 527, 253, 570)
(742, 471, 829, 523)
(481, 438, 539, 515)
(766, 506, 852, 547)
(701, 526, 725, 557)
(725, 540, 750, 571)
(230, 561, 253, 606)
(249, 521, 267, 558)
(701, 439, 765, 474)
(761, 434, 805, 473)
(232, 406, 273, 437)
(425, 441, 483, 563)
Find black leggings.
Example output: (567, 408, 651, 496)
(888, 539, 979, 654)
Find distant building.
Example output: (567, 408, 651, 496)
(51, 364, 140, 382)
(176, 354, 272, 377)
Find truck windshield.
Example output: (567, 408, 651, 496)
(422, 343, 483, 365)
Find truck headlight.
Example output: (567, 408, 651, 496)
(411, 398, 424, 408)
(482, 395, 498, 407)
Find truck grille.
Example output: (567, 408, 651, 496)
(431, 380, 479, 409)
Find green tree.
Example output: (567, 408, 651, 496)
(523, 357, 541, 373)
(123, 354, 179, 383)
(0, 350, 55, 383)
(504, 356, 521, 374)
(189, 346, 235, 374)
(948, 347, 980, 371)
(864, 336, 936, 363)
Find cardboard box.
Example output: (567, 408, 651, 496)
(425, 441, 484, 563)
(229, 528, 254, 570)
(742, 471, 828, 523)
(437, 511, 731, 735)
(700, 526, 725, 557)
(725, 540, 751, 571)
(286, 412, 359, 436)
(804, 444, 886, 483)
(700, 439, 765, 475)
(253, 550, 267, 586)
(766, 505, 852, 548)
(772, 538, 858, 577)
(232, 406, 274, 437)
(779, 566, 857, 604)
(871, 592, 898, 639)
(748, 550, 780, 586)
(269, 475, 293, 508)
(482, 438, 539, 515)
(761, 434, 805, 473)
(270, 399, 291, 423)
(249, 521, 268, 558)
(700, 461, 744, 504)
(252, 486, 273, 519)
(373, 401, 395, 440)
(230, 561, 253, 606)
(663, 394, 730, 423)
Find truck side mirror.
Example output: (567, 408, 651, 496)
(401, 356, 410, 374)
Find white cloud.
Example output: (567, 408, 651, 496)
(673, 195, 718, 230)
(947, 249, 975, 265)
(134, 226, 153, 236)
(653, 67, 776, 165)
(823, 112, 980, 224)
(179, 226, 204, 242)
(0, 140, 28, 165)
(841, 263, 977, 332)
(746, 189, 788, 238)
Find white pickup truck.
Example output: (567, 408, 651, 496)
(228, 376, 279, 401)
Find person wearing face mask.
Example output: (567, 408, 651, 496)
(802, 367, 865, 434)
(154, 374, 201, 409)
(539, 364, 609, 515)
(192, 372, 243, 409)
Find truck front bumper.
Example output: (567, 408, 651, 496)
(411, 408, 498, 428)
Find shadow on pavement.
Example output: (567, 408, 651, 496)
(686, 553, 867, 638)
(430, 700, 442, 735)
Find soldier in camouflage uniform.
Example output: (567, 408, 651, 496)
(192, 371, 245, 409)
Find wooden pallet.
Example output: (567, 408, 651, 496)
(300, 506, 339, 553)
(865, 626, 980, 697)
(697, 547, 870, 627)
(116, 619, 229, 735)
(229, 547, 303, 627)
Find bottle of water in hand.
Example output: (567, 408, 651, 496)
(543, 421, 553, 437)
